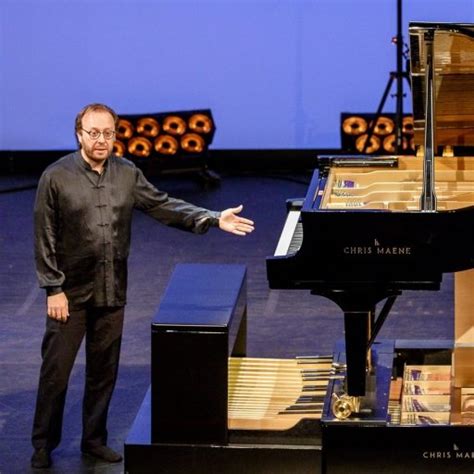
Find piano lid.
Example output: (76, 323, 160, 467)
(409, 22, 474, 149)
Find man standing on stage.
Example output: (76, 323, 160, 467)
(31, 103, 254, 469)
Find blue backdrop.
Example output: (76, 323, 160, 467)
(1, 0, 473, 150)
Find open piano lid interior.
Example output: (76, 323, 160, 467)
(317, 22, 474, 213)
(410, 22, 474, 149)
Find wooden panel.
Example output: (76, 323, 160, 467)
(453, 269, 474, 387)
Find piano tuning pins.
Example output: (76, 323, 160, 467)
(345, 201, 365, 208)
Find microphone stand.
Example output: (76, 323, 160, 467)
(363, 0, 411, 154)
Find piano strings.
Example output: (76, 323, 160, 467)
(227, 356, 344, 430)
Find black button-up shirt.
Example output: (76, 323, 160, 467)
(34, 151, 220, 309)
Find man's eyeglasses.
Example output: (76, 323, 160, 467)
(81, 128, 116, 140)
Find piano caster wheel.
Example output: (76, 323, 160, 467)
(332, 394, 360, 420)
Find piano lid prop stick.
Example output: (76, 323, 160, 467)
(420, 29, 437, 211)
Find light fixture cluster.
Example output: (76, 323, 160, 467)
(113, 109, 215, 161)
(341, 113, 415, 154)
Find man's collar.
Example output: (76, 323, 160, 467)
(74, 150, 109, 173)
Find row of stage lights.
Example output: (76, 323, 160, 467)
(341, 113, 415, 154)
(113, 110, 215, 159)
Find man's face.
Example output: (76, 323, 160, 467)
(77, 110, 115, 164)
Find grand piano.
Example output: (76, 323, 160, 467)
(267, 21, 474, 471)
(125, 22, 474, 474)
(268, 20, 474, 399)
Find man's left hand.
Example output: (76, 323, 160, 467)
(219, 205, 254, 236)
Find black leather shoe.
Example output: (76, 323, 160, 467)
(82, 445, 122, 463)
(31, 448, 51, 468)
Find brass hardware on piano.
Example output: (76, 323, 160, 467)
(331, 393, 360, 420)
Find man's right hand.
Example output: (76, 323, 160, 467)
(47, 292, 69, 322)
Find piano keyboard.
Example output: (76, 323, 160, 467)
(274, 210, 303, 256)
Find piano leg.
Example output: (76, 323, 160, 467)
(343, 310, 370, 396)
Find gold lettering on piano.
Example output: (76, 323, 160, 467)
(376, 246, 411, 255)
(343, 247, 372, 255)
(421, 445, 474, 461)
(456, 451, 474, 459)
(422, 451, 452, 459)
(343, 245, 412, 256)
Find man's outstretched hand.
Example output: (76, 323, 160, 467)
(219, 205, 255, 236)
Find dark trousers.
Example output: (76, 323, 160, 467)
(32, 306, 125, 452)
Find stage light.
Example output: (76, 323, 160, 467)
(355, 133, 381, 154)
(370, 116, 394, 136)
(340, 112, 415, 155)
(112, 140, 126, 157)
(116, 119, 134, 140)
(162, 116, 187, 136)
(128, 136, 153, 158)
(136, 117, 160, 138)
(402, 116, 414, 135)
(181, 133, 205, 153)
(189, 113, 213, 134)
(342, 116, 368, 136)
(154, 135, 179, 155)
